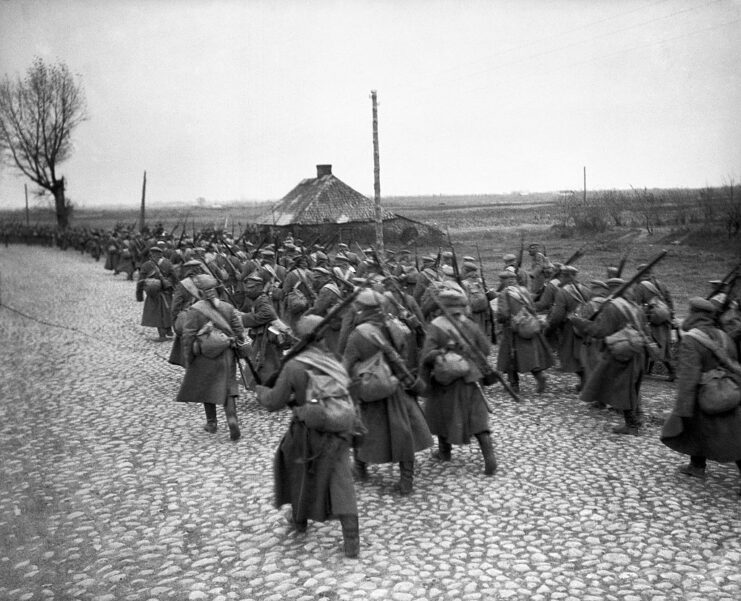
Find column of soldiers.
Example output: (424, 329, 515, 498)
(96, 230, 741, 486)
(6, 222, 740, 556)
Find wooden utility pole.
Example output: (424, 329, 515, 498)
(139, 170, 147, 233)
(371, 90, 384, 256)
(24, 183, 29, 226)
(583, 166, 587, 203)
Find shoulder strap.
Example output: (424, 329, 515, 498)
(192, 301, 234, 336)
(611, 298, 643, 331)
(508, 286, 537, 314)
(564, 283, 586, 304)
(181, 277, 200, 300)
(685, 328, 741, 376)
(324, 282, 342, 299)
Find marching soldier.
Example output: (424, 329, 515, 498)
(545, 265, 591, 390)
(660, 297, 741, 493)
(344, 289, 432, 495)
(307, 267, 344, 355)
(136, 245, 175, 341)
(633, 264, 676, 380)
(175, 274, 246, 441)
(571, 278, 648, 435)
(420, 288, 497, 476)
(255, 315, 361, 558)
(496, 271, 553, 393)
(460, 258, 493, 339)
(241, 272, 282, 385)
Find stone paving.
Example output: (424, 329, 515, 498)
(0, 244, 739, 601)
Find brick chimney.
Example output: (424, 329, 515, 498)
(316, 164, 332, 178)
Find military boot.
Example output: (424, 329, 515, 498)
(224, 397, 241, 441)
(399, 461, 414, 495)
(203, 403, 218, 434)
(476, 432, 497, 476)
(339, 515, 360, 558)
(533, 370, 547, 393)
(353, 449, 368, 481)
(431, 437, 452, 462)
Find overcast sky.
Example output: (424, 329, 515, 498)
(0, 0, 739, 209)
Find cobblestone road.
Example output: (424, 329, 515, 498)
(0, 245, 739, 601)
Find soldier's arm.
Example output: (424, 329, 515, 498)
(256, 365, 297, 411)
(241, 297, 276, 328)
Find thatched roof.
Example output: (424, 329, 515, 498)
(257, 164, 396, 226)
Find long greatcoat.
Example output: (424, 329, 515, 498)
(633, 278, 674, 363)
(241, 293, 280, 384)
(344, 321, 432, 465)
(136, 258, 174, 330)
(256, 349, 357, 522)
(168, 277, 201, 367)
(308, 282, 343, 355)
(420, 314, 491, 444)
(496, 284, 554, 373)
(661, 315, 741, 462)
(175, 299, 244, 406)
(577, 298, 645, 411)
(547, 282, 590, 373)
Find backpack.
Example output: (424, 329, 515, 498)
(432, 350, 471, 385)
(385, 315, 412, 350)
(604, 299, 650, 362)
(465, 280, 489, 312)
(293, 369, 358, 433)
(511, 307, 542, 339)
(684, 328, 741, 415)
(506, 287, 542, 339)
(286, 281, 309, 314)
(352, 351, 399, 402)
(143, 278, 162, 296)
(194, 321, 233, 358)
(191, 302, 235, 359)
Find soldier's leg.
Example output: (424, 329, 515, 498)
(203, 403, 217, 433)
(475, 432, 497, 476)
(223, 396, 241, 441)
(339, 514, 360, 558)
(431, 436, 452, 461)
(399, 461, 414, 495)
(532, 369, 546, 393)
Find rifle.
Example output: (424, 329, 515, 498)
(615, 248, 631, 278)
(169, 219, 180, 237)
(564, 244, 586, 266)
(591, 250, 668, 321)
(428, 292, 521, 405)
(370, 246, 420, 325)
(355, 241, 369, 261)
(445, 227, 463, 287)
(475, 243, 498, 345)
(264, 282, 369, 385)
(706, 262, 741, 301)
(516, 233, 525, 271)
(322, 232, 340, 254)
(197, 258, 262, 383)
(433, 246, 442, 272)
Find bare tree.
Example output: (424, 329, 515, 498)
(0, 57, 87, 230)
